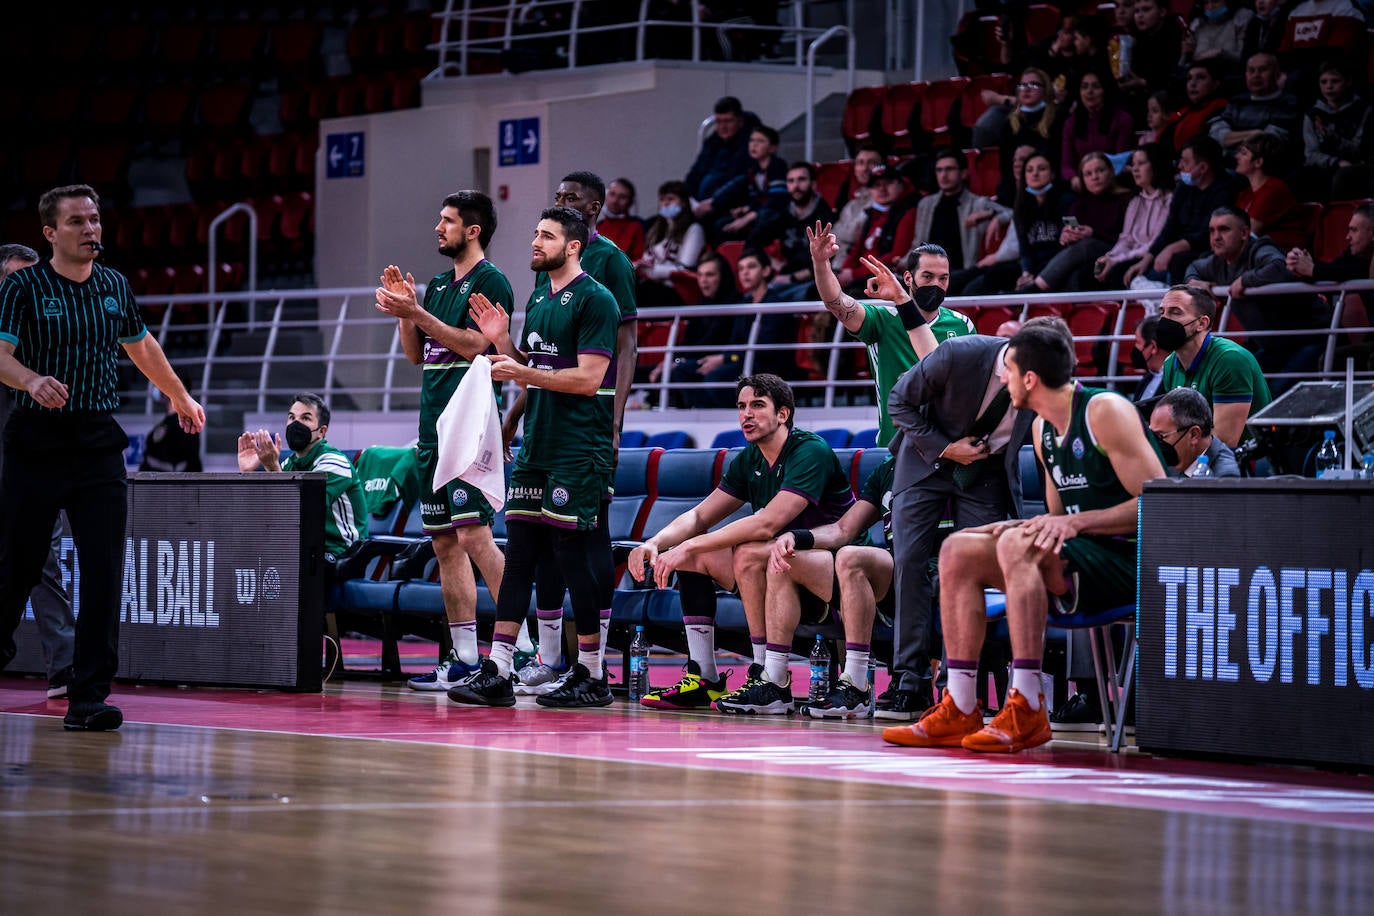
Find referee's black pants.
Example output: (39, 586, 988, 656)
(0, 410, 127, 706)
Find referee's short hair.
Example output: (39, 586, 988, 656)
(561, 170, 606, 204)
(539, 206, 589, 251)
(39, 184, 99, 228)
(736, 373, 796, 428)
(293, 392, 330, 428)
(442, 190, 497, 248)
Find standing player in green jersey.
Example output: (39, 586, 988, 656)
(807, 222, 971, 448)
(627, 374, 856, 712)
(508, 171, 640, 695)
(889, 318, 1165, 754)
(373, 190, 513, 692)
(449, 206, 622, 709)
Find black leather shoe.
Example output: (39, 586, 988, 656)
(63, 702, 123, 731)
(874, 682, 934, 721)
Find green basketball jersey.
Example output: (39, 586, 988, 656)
(517, 272, 620, 473)
(1038, 385, 1137, 543)
(283, 439, 370, 557)
(718, 428, 856, 530)
(533, 232, 636, 394)
(1159, 334, 1271, 443)
(853, 302, 974, 447)
(857, 453, 896, 545)
(416, 259, 513, 449)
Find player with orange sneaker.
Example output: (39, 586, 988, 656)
(883, 316, 1166, 753)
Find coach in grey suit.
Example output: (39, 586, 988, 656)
(883, 332, 1035, 717)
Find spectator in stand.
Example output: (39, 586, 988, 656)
(1156, 284, 1272, 448)
(1209, 52, 1301, 155)
(636, 180, 707, 305)
(711, 125, 789, 241)
(991, 68, 1062, 192)
(1120, 0, 1185, 101)
(141, 388, 203, 472)
(966, 151, 1076, 295)
(976, 144, 1038, 285)
(914, 149, 1012, 290)
(1140, 90, 1171, 145)
(1150, 386, 1242, 477)
(1060, 65, 1137, 186)
(1280, 0, 1368, 99)
(1160, 60, 1231, 153)
(1096, 143, 1175, 288)
(1181, 0, 1256, 76)
(1241, 0, 1289, 63)
(975, 16, 1104, 145)
(1234, 133, 1303, 249)
(598, 177, 646, 262)
(1287, 202, 1374, 341)
(1301, 59, 1374, 200)
(836, 164, 917, 292)
(1186, 206, 1324, 379)
(1135, 135, 1243, 284)
(685, 95, 754, 210)
(1109, 0, 1138, 84)
(831, 146, 883, 270)
(749, 162, 834, 301)
(1131, 315, 1168, 401)
(1031, 152, 1131, 292)
(734, 249, 798, 380)
(662, 254, 751, 407)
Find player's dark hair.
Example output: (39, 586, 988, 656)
(0, 243, 39, 267)
(293, 392, 330, 428)
(442, 190, 498, 248)
(753, 125, 780, 147)
(561, 170, 606, 204)
(906, 243, 950, 273)
(1167, 283, 1217, 322)
(736, 373, 796, 429)
(539, 206, 589, 251)
(1008, 316, 1075, 388)
(1158, 386, 1213, 436)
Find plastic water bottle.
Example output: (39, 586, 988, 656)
(628, 626, 649, 701)
(1316, 430, 1341, 478)
(808, 635, 831, 705)
(1362, 453, 1374, 481)
(1192, 454, 1211, 478)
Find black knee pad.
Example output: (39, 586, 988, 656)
(675, 570, 717, 621)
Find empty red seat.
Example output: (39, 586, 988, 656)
(199, 82, 254, 132)
(842, 86, 886, 152)
(171, 264, 207, 295)
(1024, 5, 1064, 43)
(214, 23, 264, 70)
(73, 142, 132, 188)
(814, 160, 851, 209)
(269, 22, 322, 75)
(961, 73, 1012, 128)
(1067, 302, 1114, 373)
(920, 78, 968, 144)
(144, 84, 197, 132)
(87, 85, 140, 129)
(968, 305, 1016, 336)
(880, 82, 925, 151)
(278, 191, 314, 251)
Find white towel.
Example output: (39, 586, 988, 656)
(435, 354, 506, 510)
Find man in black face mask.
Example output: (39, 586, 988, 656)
(238, 392, 369, 560)
(1156, 284, 1271, 449)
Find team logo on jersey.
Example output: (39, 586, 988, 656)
(423, 340, 432, 359)
(41, 298, 60, 316)
(452, 489, 468, 507)
(102, 296, 120, 315)
(1051, 465, 1088, 489)
(460, 281, 471, 294)
(1071, 437, 1085, 459)
(560, 291, 573, 305)
(550, 486, 570, 507)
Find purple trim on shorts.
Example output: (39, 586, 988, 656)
(765, 642, 791, 654)
(750, 636, 766, 646)
(683, 616, 714, 626)
(947, 658, 978, 670)
(780, 485, 821, 506)
(845, 642, 870, 652)
(536, 609, 564, 620)
(492, 632, 517, 646)
(1012, 658, 1041, 669)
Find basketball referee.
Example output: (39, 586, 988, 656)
(0, 184, 205, 731)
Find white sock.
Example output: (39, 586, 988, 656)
(764, 649, 790, 686)
(452, 621, 479, 666)
(514, 625, 535, 654)
(843, 648, 870, 689)
(1011, 667, 1043, 710)
(685, 619, 718, 681)
(597, 609, 611, 665)
(490, 640, 516, 678)
(578, 646, 602, 678)
(751, 638, 767, 667)
(947, 665, 979, 715)
(536, 610, 563, 667)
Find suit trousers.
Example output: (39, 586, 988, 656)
(890, 461, 1012, 693)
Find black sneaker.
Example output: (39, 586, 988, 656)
(47, 666, 73, 700)
(1049, 691, 1104, 732)
(447, 658, 516, 708)
(536, 663, 614, 708)
(874, 682, 934, 721)
(63, 702, 123, 731)
(715, 665, 794, 715)
(807, 674, 874, 719)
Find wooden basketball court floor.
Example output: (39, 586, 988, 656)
(4, 671, 1374, 915)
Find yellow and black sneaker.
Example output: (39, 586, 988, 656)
(640, 660, 730, 710)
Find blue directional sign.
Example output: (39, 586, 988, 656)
(325, 132, 366, 179)
(498, 118, 540, 167)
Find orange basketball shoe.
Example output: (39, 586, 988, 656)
(961, 687, 1052, 753)
(882, 690, 982, 748)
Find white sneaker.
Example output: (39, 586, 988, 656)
(407, 651, 481, 692)
(513, 661, 569, 696)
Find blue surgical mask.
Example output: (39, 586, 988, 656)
(1179, 171, 1194, 187)
(1203, 5, 1228, 19)
(659, 203, 682, 219)
(1025, 182, 1053, 197)
(1018, 101, 1047, 114)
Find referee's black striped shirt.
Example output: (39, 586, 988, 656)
(0, 260, 147, 413)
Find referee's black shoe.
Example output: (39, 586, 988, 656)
(63, 702, 123, 731)
(536, 663, 613, 708)
(447, 658, 516, 708)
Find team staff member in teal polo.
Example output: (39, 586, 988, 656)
(450, 206, 621, 710)
(1156, 284, 1271, 449)
(0, 184, 205, 732)
(889, 317, 1165, 753)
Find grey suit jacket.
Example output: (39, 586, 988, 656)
(887, 334, 1035, 515)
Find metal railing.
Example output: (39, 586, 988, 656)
(121, 279, 1374, 449)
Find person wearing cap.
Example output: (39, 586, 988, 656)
(835, 164, 918, 293)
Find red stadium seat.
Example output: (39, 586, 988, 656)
(73, 141, 132, 189)
(637, 320, 678, 368)
(87, 85, 140, 130)
(668, 270, 703, 305)
(952, 13, 1004, 76)
(199, 82, 254, 133)
(1268, 201, 1322, 253)
(814, 160, 851, 210)
(214, 23, 264, 72)
(968, 147, 1001, 197)
(269, 22, 322, 77)
(170, 264, 207, 296)
(1068, 302, 1114, 373)
(1316, 200, 1371, 263)
(841, 86, 887, 152)
(1024, 5, 1063, 44)
(278, 192, 314, 253)
(961, 74, 1012, 128)
(880, 82, 925, 153)
(159, 23, 209, 70)
(920, 77, 968, 145)
(968, 305, 1016, 336)
(715, 240, 745, 288)
(144, 84, 197, 135)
